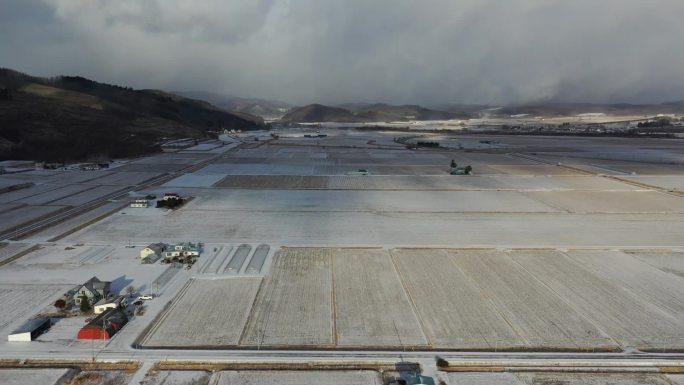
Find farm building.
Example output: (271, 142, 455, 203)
(77, 308, 128, 340)
(163, 242, 201, 262)
(93, 295, 128, 314)
(130, 199, 149, 208)
(72, 276, 111, 307)
(7, 317, 51, 342)
(140, 243, 166, 263)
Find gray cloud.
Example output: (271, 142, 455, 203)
(1, 0, 684, 106)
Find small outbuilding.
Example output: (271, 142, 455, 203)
(93, 295, 128, 314)
(77, 308, 128, 340)
(130, 199, 149, 208)
(140, 243, 166, 263)
(8, 317, 51, 342)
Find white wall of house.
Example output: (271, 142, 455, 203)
(140, 248, 158, 259)
(94, 303, 117, 314)
(7, 332, 31, 342)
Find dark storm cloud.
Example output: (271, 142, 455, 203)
(2, 0, 684, 105)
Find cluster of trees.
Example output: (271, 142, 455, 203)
(156, 197, 185, 209)
(637, 118, 671, 128)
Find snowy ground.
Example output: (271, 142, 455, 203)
(1, 129, 684, 359)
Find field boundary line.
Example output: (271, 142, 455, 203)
(135, 278, 194, 348)
(388, 249, 432, 348)
(446, 249, 531, 349)
(214, 246, 234, 274)
(199, 246, 221, 273)
(506, 250, 621, 351)
(331, 248, 338, 346)
(238, 270, 268, 346)
(0, 244, 39, 268)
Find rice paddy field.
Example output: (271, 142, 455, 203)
(213, 370, 381, 385)
(140, 277, 261, 347)
(0, 284, 72, 331)
(447, 372, 676, 385)
(138, 246, 684, 351)
(0, 369, 72, 385)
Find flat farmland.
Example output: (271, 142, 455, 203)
(332, 248, 427, 347)
(84, 171, 161, 186)
(510, 250, 684, 349)
(622, 175, 684, 190)
(37, 201, 127, 241)
(447, 373, 523, 385)
(488, 164, 582, 175)
(214, 370, 381, 385)
(0, 205, 69, 234)
(66, 209, 684, 248)
(449, 250, 616, 349)
(215, 175, 329, 188)
(566, 250, 684, 323)
(241, 248, 334, 347)
(524, 191, 684, 213)
(0, 369, 72, 385)
(0, 242, 35, 265)
(515, 372, 671, 385)
(13, 184, 95, 205)
(0, 284, 71, 331)
(391, 249, 524, 349)
(629, 251, 684, 278)
(497, 175, 638, 191)
(141, 278, 261, 347)
(0, 183, 63, 203)
(189, 190, 556, 213)
(0, 203, 21, 214)
(49, 185, 127, 206)
(213, 173, 639, 191)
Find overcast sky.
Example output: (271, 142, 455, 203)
(2, 0, 684, 106)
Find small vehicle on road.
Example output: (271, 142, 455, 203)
(137, 295, 154, 301)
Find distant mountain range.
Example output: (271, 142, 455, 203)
(280, 103, 469, 123)
(2, 67, 683, 161)
(0, 68, 264, 161)
(435, 102, 684, 118)
(176, 91, 291, 120)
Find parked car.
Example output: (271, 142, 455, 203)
(137, 295, 154, 300)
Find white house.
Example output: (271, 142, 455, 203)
(163, 242, 200, 259)
(130, 199, 149, 208)
(93, 296, 128, 314)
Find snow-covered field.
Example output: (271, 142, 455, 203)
(141, 277, 261, 347)
(333, 248, 427, 347)
(242, 248, 334, 347)
(0, 284, 72, 331)
(0, 368, 71, 385)
(213, 370, 381, 385)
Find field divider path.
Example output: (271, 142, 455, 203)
(137, 278, 194, 347)
(223, 244, 252, 274)
(331, 247, 338, 346)
(388, 249, 433, 348)
(245, 244, 270, 274)
(446, 250, 531, 349)
(199, 246, 223, 274)
(237, 278, 266, 346)
(213, 247, 235, 274)
(199, 247, 221, 273)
